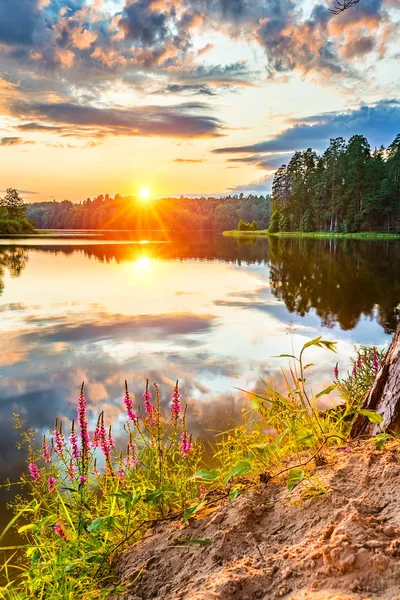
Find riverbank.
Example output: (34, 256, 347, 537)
(223, 230, 400, 240)
(116, 442, 400, 600)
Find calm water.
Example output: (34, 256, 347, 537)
(1, 231, 399, 517)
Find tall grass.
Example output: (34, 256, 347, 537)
(0, 340, 386, 599)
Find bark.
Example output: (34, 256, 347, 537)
(350, 325, 400, 438)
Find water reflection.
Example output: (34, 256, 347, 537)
(0, 233, 399, 515)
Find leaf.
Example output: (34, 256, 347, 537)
(287, 468, 305, 492)
(274, 354, 299, 361)
(144, 486, 176, 503)
(31, 551, 41, 564)
(18, 524, 36, 534)
(183, 501, 206, 523)
(224, 461, 252, 483)
(356, 409, 383, 424)
(61, 487, 79, 494)
(176, 538, 212, 546)
(303, 363, 315, 370)
(316, 384, 337, 399)
(87, 517, 115, 533)
(368, 433, 391, 450)
(229, 487, 242, 503)
(302, 336, 322, 351)
(192, 469, 220, 482)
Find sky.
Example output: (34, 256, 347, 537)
(0, 0, 399, 201)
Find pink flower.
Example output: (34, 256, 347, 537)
(28, 461, 40, 482)
(124, 395, 138, 424)
(42, 436, 52, 464)
(67, 460, 75, 482)
(77, 392, 91, 455)
(333, 363, 339, 380)
(142, 379, 154, 414)
(69, 420, 80, 460)
(79, 475, 87, 484)
(171, 381, 181, 421)
(47, 476, 56, 492)
(54, 522, 67, 540)
(180, 430, 192, 459)
(53, 419, 65, 458)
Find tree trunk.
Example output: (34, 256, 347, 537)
(350, 325, 400, 438)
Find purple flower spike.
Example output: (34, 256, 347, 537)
(334, 363, 339, 380)
(42, 436, 52, 464)
(142, 379, 154, 414)
(180, 430, 192, 459)
(171, 380, 181, 421)
(28, 461, 40, 482)
(69, 420, 80, 460)
(47, 476, 56, 492)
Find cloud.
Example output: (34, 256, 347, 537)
(229, 174, 273, 194)
(173, 158, 205, 163)
(156, 83, 218, 96)
(215, 100, 400, 156)
(11, 100, 224, 139)
(0, 136, 34, 146)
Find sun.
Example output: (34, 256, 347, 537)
(139, 188, 151, 200)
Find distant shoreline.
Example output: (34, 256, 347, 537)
(223, 230, 400, 240)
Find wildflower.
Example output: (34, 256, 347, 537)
(357, 356, 362, 369)
(108, 425, 115, 450)
(67, 459, 75, 481)
(180, 430, 192, 459)
(54, 522, 67, 540)
(79, 475, 87, 484)
(171, 380, 181, 421)
(42, 435, 52, 464)
(124, 380, 138, 424)
(53, 419, 65, 458)
(334, 363, 339, 380)
(125, 433, 137, 468)
(93, 459, 100, 478)
(142, 379, 154, 414)
(69, 419, 80, 459)
(28, 461, 40, 482)
(352, 364, 357, 377)
(47, 476, 56, 492)
(180, 404, 192, 459)
(28, 447, 40, 481)
(77, 384, 91, 457)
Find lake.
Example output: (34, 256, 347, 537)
(0, 231, 399, 517)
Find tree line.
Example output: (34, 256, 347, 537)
(27, 194, 271, 231)
(0, 188, 36, 234)
(269, 134, 400, 233)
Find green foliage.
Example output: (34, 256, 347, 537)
(0, 189, 36, 234)
(270, 133, 400, 233)
(237, 219, 258, 231)
(336, 345, 386, 417)
(26, 195, 271, 232)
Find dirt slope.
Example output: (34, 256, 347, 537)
(116, 444, 400, 600)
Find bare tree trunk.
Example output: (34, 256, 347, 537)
(350, 325, 400, 438)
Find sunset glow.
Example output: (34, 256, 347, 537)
(0, 1, 397, 202)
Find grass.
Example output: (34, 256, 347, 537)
(223, 230, 400, 240)
(0, 340, 388, 599)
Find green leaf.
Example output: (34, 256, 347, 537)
(144, 486, 176, 503)
(31, 551, 41, 565)
(356, 409, 383, 424)
(303, 363, 315, 370)
(192, 469, 220, 482)
(18, 524, 36, 534)
(275, 354, 299, 361)
(287, 468, 305, 492)
(315, 384, 337, 399)
(183, 501, 206, 523)
(369, 433, 391, 450)
(224, 461, 252, 483)
(302, 336, 322, 351)
(229, 487, 242, 503)
(87, 517, 115, 533)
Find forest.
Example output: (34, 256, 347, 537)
(27, 194, 270, 231)
(270, 133, 400, 233)
(0, 189, 36, 234)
